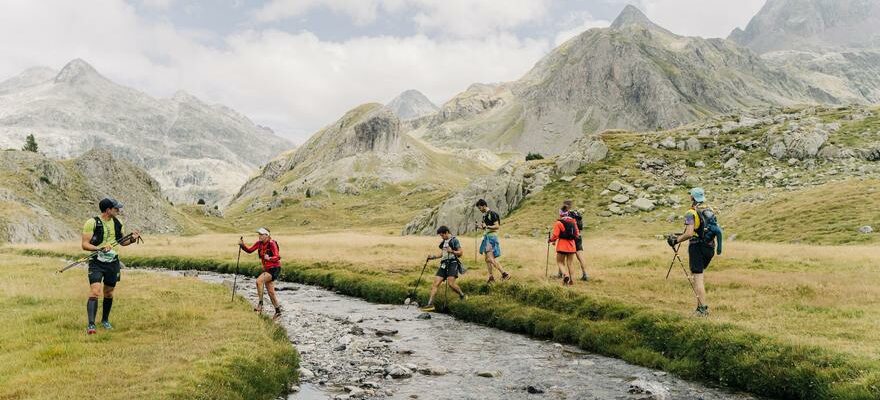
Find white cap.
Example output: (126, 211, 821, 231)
(256, 227, 270, 235)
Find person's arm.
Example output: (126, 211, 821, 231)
(240, 242, 258, 253)
(264, 241, 281, 262)
(486, 213, 501, 232)
(81, 232, 107, 252)
(549, 222, 561, 243)
(450, 239, 463, 258)
(676, 212, 696, 243)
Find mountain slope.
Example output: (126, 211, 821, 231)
(387, 89, 439, 120)
(0, 148, 183, 243)
(729, 0, 880, 53)
(228, 103, 491, 228)
(0, 59, 292, 204)
(412, 5, 841, 157)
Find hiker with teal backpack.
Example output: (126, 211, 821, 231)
(81, 198, 141, 335)
(240, 227, 283, 320)
(669, 187, 723, 316)
(420, 226, 467, 312)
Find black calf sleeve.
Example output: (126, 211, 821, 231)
(102, 298, 113, 322)
(87, 297, 98, 325)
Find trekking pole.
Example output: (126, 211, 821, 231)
(545, 227, 551, 280)
(231, 236, 242, 302)
(474, 221, 479, 265)
(666, 243, 702, 307)
(57, 233, 133, 273)
(404, 257, 431, 305)
(443, 278, 449, 312)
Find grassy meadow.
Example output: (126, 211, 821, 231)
(0, 250, 298, 400)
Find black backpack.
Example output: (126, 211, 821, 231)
(90, 217, 123, 246)
(567, 210, 584, 230)
(559, 218, 578, 240)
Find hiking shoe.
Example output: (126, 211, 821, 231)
(87, 324, 97, 335)
(562, 276, 571, 286)
(501, 272, 511, 281)
(580, 273, 589, 282)
(420, 304, 435, 312)
(101, 321, 113, 330)
(459, 294, 468, 301)
(273, 307, 283, 321)
(486, 275, 496, 284)
(253, 303, 263, 313)
(694, 305, 709, 317)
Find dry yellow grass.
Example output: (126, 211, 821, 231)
(20, 231, 880, 359)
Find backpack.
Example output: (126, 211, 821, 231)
(265, 240, 279, 258)
(695, 206, 724, 255)
(90, 216, 123, 246)
(567, 210, 584, 230)
(559, 218, 578, 240)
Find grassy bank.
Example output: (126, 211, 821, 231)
(0, 251, 298, 400)
(18, 235, 880, 399)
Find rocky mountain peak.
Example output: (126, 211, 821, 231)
(610, 4, 670, 34)
(0, 66, 57, 94)
(54, 58, 104, 84)
(387, 89, 439, 120)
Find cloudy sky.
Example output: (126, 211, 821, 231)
(0, 0, 766, 143)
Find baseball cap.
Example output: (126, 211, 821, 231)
(98, 198, 123, 212)
(256, 227, 270, 235)
(689, 187, 706, 203)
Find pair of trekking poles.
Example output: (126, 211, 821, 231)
(666, 239, 703, 308)
(56, 232, 141, 273)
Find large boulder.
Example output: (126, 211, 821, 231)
(554, 135, 608, 174)
(766, 123, 832, 160)
(403, 162, 551, 235)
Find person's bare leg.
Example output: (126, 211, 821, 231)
(266, 281, 280, 309)
(447, 276, 464, 297)
(556, 253, 568, 282)
(427, 276, 443, 305)
(575, 251, 587, 275)
(255, 273, 267, 311)
(565, 254, 574, 284)
(693, 273, 706, 306)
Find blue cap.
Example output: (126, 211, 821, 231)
(689, 187, 706, 203)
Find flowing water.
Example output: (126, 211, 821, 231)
(164, 270, 760, 400)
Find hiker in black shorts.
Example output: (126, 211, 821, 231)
(671, 188, 717, 316)
(475, 199, 510, 284)
(420, 226, 467, 312)
(81, 198, 140, 335)
(240, 227, 283, 320)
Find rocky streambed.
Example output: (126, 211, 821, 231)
(168, 270, 760, 400)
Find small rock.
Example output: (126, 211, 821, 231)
(632, 198, 655, 212)
(416, 313, 432, 320)
(299, 367, 315, 379)
(349, 326, 365, 335)
(559, 175, 576, 182)
(859, 226, 874, 234)
(384, 365, 412, 379)
(379, 337, 393, 343)
(723, 157, 739, 170)
(527, 385, 545, 394)
(344, 386, 365, 397)
(612, 194, 630, 204)
(418, 366, 448, 376)
(333, 344, 347, 351)
(375, 329, 398, 337)
(607, 180, 624, 192)
(289, 385, 300, 392)
(694, 160, 706, 168)
(477, 370, 502, 378)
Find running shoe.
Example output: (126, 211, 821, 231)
(694, 305, 709, 317)
(87, 324, 97, 335)
(419, 304, 435, 312)
(101, 321, 113, 330)
(501, 272, 511, 281)
(562, 275, 571, 286)
(273, 307, 283, 321)
(580, 273, 589, 282)
(486, 275, 496, 284)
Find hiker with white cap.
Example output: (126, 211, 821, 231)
(239, 227, 283, 320)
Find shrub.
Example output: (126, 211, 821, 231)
(525, 152, 544, 161)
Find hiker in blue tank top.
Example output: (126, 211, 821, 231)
(475, 199, 511, 284)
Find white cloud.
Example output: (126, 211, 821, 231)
(254, 0, 550, 37)
(635, 0, 766, 38)
(0, 0, 549, 143)
(554, 13, 610, 46)
(141, 0, 175, 10)
(411, 0, 551, 38)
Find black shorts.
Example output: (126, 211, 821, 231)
(435, 260, 460, 280)
(688, 243, 715, 274)
(88, 258, 121, 287)
(575, 236, 583, 252)
(265, 267, 281, 282)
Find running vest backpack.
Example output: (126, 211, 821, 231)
(567, 210, 584, 230)
(695, 206, 724, 255)
(559, 218, 578, 240)
(90, 217, 123, 246)
(265, 240, 279, 258)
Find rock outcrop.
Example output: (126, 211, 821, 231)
(555, 135, 609, 174)
(403, 161, 552, 235)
